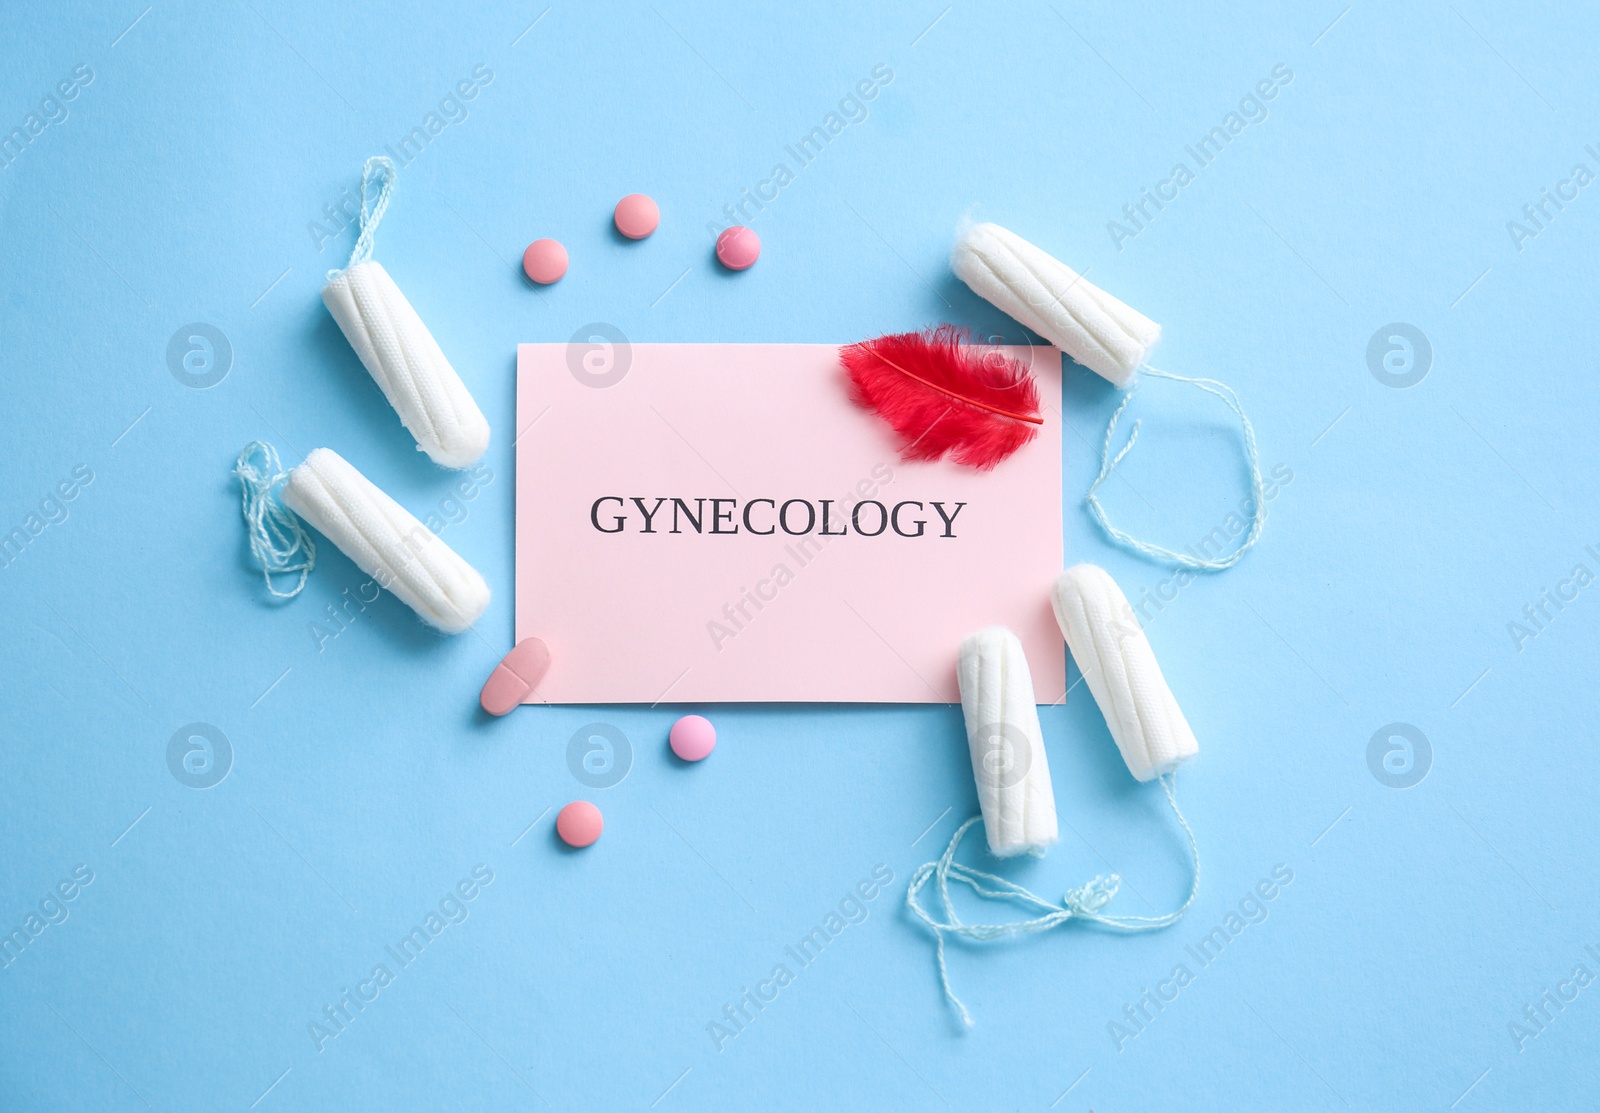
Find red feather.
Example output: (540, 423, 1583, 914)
(840, 326, 1043, 470)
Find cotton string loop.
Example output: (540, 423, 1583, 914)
(341, 155, 396, 274)
(906, 773, 1198, 1028)
(234, 441, 316, 599)
(1085, 365, 1266, 571)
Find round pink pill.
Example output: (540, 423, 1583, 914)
(522, 238, 568, 284)
(614, 194, 659, 240)
(669, 714, 716, 761)
(715, 226, 760, 271)
(556, 801, 603, 847)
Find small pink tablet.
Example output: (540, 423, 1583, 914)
(480, 637, 551, 716)
(669, 715, 716, 761)
(716, 226, 760, 271)
(523, 238, 568, 284)
(557, 801, 603, 848)
(614, 194, 659, 240)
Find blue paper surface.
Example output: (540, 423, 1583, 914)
(2, 2, 1597, 1109)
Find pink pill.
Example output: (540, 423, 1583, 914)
(556, 801, 603, 848)
(522, 238, 568, 284)
(669, 714, 716, 761)
(614, 193, 659, 240)
(479, 637, 551, 716)
(716, 226, 760, 271)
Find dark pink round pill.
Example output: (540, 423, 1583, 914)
(614, 194, 659, 239)
(556, 801, 603, 847)
(522, 238, 568, 284)
(716, 226, 760, 271)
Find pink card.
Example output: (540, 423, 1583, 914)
(514, 342, 1064, 704)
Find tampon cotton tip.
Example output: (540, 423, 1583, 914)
(523, 239, 568, 284)
(322, 156, 491, 469)
(557, 802, 603, 848)
(281, 448, 490, 634)
(951, 221, 1159, 387)
(480, 637, 552, 715)
(669, 715, 716, 761)
(1051, 564, 1198, 781)
(613, 194, 659, 239)
(956, 627, 1058, 857)
(716, 226, 760, 270)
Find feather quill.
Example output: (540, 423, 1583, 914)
(839, 326, 1043, 470)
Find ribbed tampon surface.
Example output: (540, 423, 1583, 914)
(956, 627, 1058, 857)
(1051, 564, 1197, 781)
(323, 260, 491, 469)
(282, 448, 490, 634)
(951, 221, 1160, 388)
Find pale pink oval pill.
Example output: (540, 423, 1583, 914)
(557, 801, 603, 848)
(614, 194, 659, 239)
(716, 226, 760, 270)
(670, 714, 716, 761)
(522, 238, 568, 284)
(479, 637, 552, 716)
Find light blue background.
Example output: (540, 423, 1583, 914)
(3, 1, 1597, 1109)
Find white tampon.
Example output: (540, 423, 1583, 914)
(282, 448, 490, 633)
(1050, 564, 1197, 781)
(908, 601, 1201, 1027)
(956, 627, 1058, 856)
(955, 220, 1266, 570)
(322, 157, 490, 469)
(951, 221, 1159, 388)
